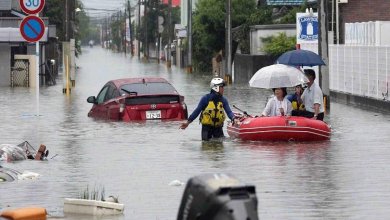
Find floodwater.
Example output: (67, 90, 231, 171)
(1, 47, 390, 220)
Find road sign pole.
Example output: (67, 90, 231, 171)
(36, 37, 39, 116)
(20, 0, 46, 116)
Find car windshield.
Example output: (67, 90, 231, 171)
(120, 82, 178, 95)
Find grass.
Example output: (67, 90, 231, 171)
(79, 185, 105, 201)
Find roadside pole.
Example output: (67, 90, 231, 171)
(167, 0, 172, 68)
(128, 0, 134, 56)
(138, 0, 141, 58)
(36, 31, 39, 115)
(144, 0, 148, 60)
(187, 0, 192, 73)
(226, 0, 232, 84)
(19, 0, 46, 115)
(318, 0, 330, 111)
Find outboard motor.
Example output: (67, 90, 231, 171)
(177, 173, 259, 220)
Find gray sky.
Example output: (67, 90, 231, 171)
(80, 0, 136, 18)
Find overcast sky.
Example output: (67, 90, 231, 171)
(80, 0, 136, 18)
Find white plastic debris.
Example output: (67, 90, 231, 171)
(169, 180, 184, 186)
(18, 171, 40, 180)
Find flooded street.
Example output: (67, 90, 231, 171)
(1, 47, 390, 219)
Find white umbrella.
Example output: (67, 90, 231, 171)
(249, 64, 309, 88)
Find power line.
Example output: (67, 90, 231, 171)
(83, 7, 121, 12)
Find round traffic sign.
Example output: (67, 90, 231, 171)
(20, 16, 45, 42)
(20, 0, 45, 14)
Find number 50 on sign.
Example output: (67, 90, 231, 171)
(20, 0, 45, 14)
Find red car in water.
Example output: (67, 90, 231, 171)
(87, 77, 188, 121)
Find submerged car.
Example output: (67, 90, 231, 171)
(87, 77, 188, 121)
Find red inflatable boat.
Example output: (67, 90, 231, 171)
(227, 116, 331, 141)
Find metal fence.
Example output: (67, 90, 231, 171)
(11, 59, 29, 87)
(329, 45, 390, 101)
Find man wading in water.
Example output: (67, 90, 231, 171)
(179, 78, 236, 141)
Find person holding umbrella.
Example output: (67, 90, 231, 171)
(179, 78, 236, 141)
(300, 69, 324, 121)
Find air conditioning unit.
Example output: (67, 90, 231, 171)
(338, 0, 348, 3)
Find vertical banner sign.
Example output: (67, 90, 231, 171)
(296, 12, 319, 44)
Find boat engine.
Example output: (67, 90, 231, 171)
(177, 173, 259, 220)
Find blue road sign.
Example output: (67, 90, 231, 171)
(20, 16, 45, 42)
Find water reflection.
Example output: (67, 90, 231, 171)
(200, 140, 225, 162)
(1, 47, 390, 219)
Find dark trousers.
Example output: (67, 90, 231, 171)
(201, 125, 224, 141)
(292, 110, 324, 121)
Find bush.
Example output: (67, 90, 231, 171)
(262, 32, 296, 57)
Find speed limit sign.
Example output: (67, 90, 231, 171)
(20, 0, 45, 14)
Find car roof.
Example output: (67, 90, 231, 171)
(110, 77, 170, 88)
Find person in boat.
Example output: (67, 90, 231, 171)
(300, 69, 325, 121)
(261, 87, 292, 117)
(179, 78, 236, 141)
(287, 84, 305, 116)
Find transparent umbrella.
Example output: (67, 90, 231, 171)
(249, 64, 309, 89)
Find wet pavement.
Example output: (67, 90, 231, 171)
(1, 47, 390, 219)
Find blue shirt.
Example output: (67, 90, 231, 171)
(188, 92, 235, 123)
(287, 94, 297, 102)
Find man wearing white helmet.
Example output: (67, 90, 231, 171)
(180, 78, 235, 141)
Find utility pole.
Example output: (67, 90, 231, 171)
(128, 0, 134, 56)
(187, 0, 192, 73)
(71, 0, 75, 39)
(138, 0, 141, 58)
(119, 11, 123, 52)
(226, 0, 232, 83)
(124, 8, 127, 55)
(156, 0, 160, 63)
(65, 0, 69, 41)
(318, 0, 330, 111)
(144, 0, 148, 60)
(167, 0, 172, 68)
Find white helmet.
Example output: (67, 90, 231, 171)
(210, 78, 225, 93)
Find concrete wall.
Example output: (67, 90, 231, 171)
(0, 43, 10, 86)
(250, 24, 296, 55)
(233, 54, 275, 84)
(331, 91, 390, 113)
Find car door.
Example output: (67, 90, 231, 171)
(103, 84, 120, 119)
(93, 85, 110, 118)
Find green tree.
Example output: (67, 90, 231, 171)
(137, 1, 180, 49)
(192, 0, 257, 72)
(234, 6, 273, 54)
(262, 32, 296, 57)
(44, 0, 65, 41)
(44, 0, 87, 55)
(276, 3, 307, 24)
